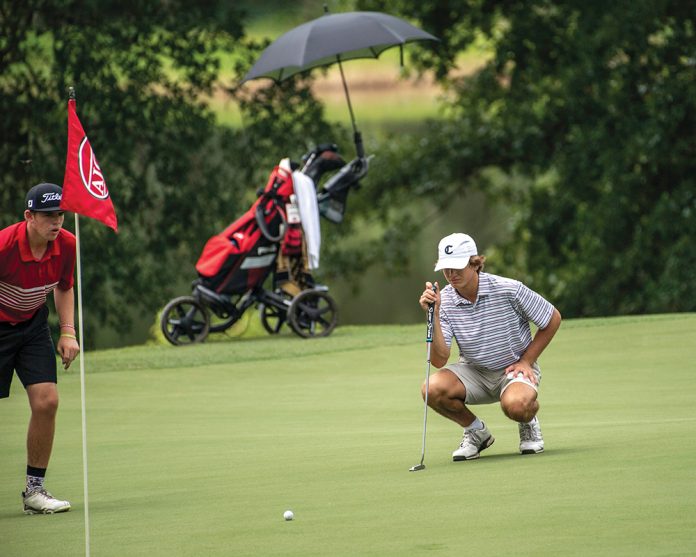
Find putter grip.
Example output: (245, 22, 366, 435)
(426, 285, 437, 343)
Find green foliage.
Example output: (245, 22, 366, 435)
(227, 40, 346, 187)
(3, 0, 694, 348)
(355, 0, 696, 316)
(0, 2, 341, 345)
(1, 1, 246, 341)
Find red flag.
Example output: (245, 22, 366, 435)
(61, 98, 118, 232)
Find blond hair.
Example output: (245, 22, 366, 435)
(469, 255, 486, 273)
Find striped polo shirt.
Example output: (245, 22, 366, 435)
(0, 221, 76, 324)
(439, 272, 555, 371)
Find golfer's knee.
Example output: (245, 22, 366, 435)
(421, 379, 456, 406)
(502, 397, 537, 422)
(29, 387, 59, 418)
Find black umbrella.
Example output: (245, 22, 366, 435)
(242, 10, 438, 157)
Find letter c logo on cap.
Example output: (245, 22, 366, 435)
(444, 245, 453, 254)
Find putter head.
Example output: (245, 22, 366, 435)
(409, 463, 426, 472)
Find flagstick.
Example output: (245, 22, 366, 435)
(74, 214, 91, 557)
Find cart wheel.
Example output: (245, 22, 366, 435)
(160, 296, 210, 346)
(259, 290, 292, 334)
(258, 302, 286, 334)
(287, 290, 338, 338)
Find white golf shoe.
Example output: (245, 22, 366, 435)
(452, 423, 495, 461)
(519, 416, 545, 454)
(22, 488, 71, 515)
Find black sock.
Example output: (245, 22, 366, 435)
(26, 466, 46, 492)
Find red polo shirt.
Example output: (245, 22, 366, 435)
(0, 221, 76, 324)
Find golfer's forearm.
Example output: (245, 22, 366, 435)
(431, 319, 450, 368)
(54, 287, 76, 326)
(431, 352, 449, 368)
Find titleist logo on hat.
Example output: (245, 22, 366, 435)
(25, 183, 63, 212)
(41, 192, 61, 203)
(434, 233, 478, 272)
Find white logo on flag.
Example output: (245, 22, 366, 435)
(78, 136, 109, 199)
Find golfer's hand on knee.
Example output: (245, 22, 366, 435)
(57, 337, 80, 370)
(419, 281, 439, 312)
(505, 360, 538, 385)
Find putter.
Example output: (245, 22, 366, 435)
(409, 285, 437, 472)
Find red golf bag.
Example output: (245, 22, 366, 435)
(195, 164, 295, 295)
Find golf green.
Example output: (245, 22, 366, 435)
(1, 314, 695, 556)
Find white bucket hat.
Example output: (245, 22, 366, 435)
(434, 233, 478, 271)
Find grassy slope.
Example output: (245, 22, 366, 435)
(218, 47, 490, 128)
(1, 314, 695, 556)
(215, 2, 491, 128)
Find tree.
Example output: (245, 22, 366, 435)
(0, 1, 340, 343)
(355, 0, 696, 316)
(4, 0, 693, 347)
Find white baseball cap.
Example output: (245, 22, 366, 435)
(434, 233, 478, 271)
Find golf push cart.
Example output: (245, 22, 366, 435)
(160, 143, 368, 346)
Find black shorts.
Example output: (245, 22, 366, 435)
(0, 305, 57, 399)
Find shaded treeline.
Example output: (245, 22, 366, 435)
(1, 0, 694, 346)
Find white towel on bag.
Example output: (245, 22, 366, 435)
(292, 171, 321, 270)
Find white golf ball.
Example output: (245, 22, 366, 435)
(283, 510, 294, 521)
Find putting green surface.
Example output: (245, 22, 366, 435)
(2, 314, 695, 556)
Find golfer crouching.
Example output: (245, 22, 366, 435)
(418, 233, 561, 460)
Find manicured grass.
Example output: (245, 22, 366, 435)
(2, 314, 695, 556)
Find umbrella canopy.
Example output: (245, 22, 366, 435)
(242, 11, 438, 158)
(243, 11, 438, 83)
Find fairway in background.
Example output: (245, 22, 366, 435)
(1, 314, 695, 556)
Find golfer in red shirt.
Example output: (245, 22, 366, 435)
(0, 183, 80, 514)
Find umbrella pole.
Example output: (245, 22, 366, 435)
(336, 56, 365, 159)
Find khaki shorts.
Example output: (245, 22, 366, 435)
(443, 361, 541, 405)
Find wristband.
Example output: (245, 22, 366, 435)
(60, 333, 77, 340)
(60, 323, 76, 330)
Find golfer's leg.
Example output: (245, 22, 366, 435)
(422, 369, 477, 428)
(26, 383, 59, 468)
(500, 382, 538, 423)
